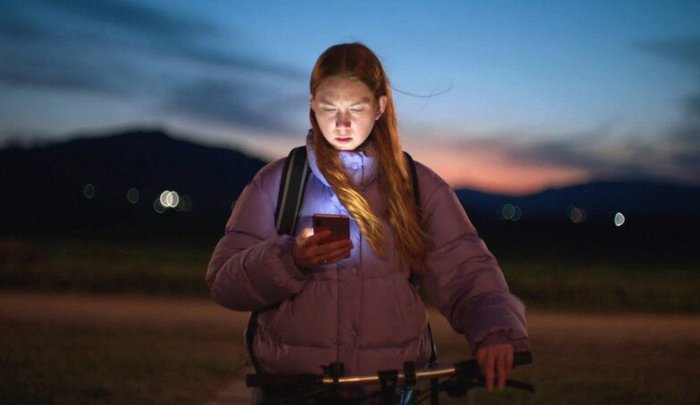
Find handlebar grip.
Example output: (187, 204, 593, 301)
(445, 351, 534, 396)
(454, 351, 533, 378)
(246, 373, 319, 388)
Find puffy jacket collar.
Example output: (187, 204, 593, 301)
(305, 130, 377, 189)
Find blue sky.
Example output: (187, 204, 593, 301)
(1, 0, 698, 194)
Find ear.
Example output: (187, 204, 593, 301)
(376, 95, 387, 120)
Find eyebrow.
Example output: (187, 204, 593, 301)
(319, 96, 372, 106)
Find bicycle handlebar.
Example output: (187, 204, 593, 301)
(246, 351, 533, 388)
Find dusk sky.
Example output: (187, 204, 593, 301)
(1, 0, 699, 195)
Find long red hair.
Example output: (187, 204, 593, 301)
(309, 43, 429, 274)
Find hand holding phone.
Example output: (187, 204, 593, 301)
(293, 214, 352, 268)
(312, 214, 350, 243)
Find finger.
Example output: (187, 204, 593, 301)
(317, 237, 352, 250)
(475, 348, 486, 367)
(475, 348, 487, 377)
(312, 238, 352, 259)
(506, 348, 514, 377)
(324, 246, 353, 263)
(306, 229, 332, 245)
(484, 351, 496, 392)
(295, 227, 314, 246)
(298, 227, 313, 239)
(302, 234, 332, 261)
(316, 239, 353, 257)
(296, 238, 335, 268)
(324, 239, 353, 255)
(497, 354, 507, 390)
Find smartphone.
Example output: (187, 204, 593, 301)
(312, 214, 350, 243)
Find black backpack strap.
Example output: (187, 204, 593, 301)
(275, 146, 311, 235)
(404, 152, 438, 366)
(246, 146, 310, 373)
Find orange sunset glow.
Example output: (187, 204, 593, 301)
(405, 139, 591, 195)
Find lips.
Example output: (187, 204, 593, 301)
(335, 137, 352, 143)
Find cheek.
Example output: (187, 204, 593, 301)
(313, 112, 332, 126)
(355, 115, 376, 130)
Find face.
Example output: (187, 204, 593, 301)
(311, 76, 387, 151)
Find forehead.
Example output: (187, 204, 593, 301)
(314, 77, 374, 102)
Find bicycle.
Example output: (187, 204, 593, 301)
(246, 351, 534, 404)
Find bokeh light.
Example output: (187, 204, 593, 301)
(82, 184, 95, 199)
(153, 198, 165, 214)
(153, 190, 187, 213)
(614, 212, 626, 227)
(569, 206, 587, 224)
(126, 187, 140, 204)
(500, 204, 522, 222)
(159, 190, 180, 208)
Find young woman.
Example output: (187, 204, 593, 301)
(206, 43, 530, 401)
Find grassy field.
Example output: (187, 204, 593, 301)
(0, 234, 698, 403)
(436, 310, 700, 405)
(1, 235, 698, 313)
(501, 259, 700, 313)
(1, 292, 698, 404)
(0, 292, 246, 404)
(0, 236, 214, 296)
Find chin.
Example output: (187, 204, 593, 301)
(334, 144, 357, 151)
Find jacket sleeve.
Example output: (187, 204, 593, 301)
(418, 166, 530, 353)
(205, 162, 306, 311)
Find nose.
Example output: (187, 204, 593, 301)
(336, 111, 351, 128)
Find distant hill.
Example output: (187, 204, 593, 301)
(457, 180, 700, 224)
(1, 128, 699, 243)
(0, 129, 266, 235)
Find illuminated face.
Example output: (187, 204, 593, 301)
(311, 77, 387, 151)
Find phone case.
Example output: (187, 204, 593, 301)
(312, 214, 350, 242)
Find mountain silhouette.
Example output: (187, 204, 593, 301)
(1, 128, 699, 249)
(457, 180, 700, 224)
(0, 128, 266, 235)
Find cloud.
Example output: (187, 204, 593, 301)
(508, 134, 678, 182)
(0, 56, 131, 96)
(163, 77, 308, 133)
(667, 119, 700, 175)
(33, 0, 305, 79)
(402, 37, 700, 190)
(635, 37, 700, 71)
(620, 37, 700, 183)
(636, 37, 700, 119)
(0, 12, 46, 40)
(0, 0, 309, 135)
(0, 35, 142, 95)
(682, 93, 700, 119)
(176, 48, 305, 80)
(0, 0, 304, 95)
(426, 121, 699, 188)
(32, 0, 216, 39)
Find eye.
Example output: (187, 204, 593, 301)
(322, 107, 337, 112)
(350, 108, 364, 113)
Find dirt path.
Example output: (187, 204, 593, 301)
(0, 290, 249, 329)
(4, 290, 697, 338)
(2, 291, 699, 404)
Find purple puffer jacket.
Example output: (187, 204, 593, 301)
(206, 133, 529, 376)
